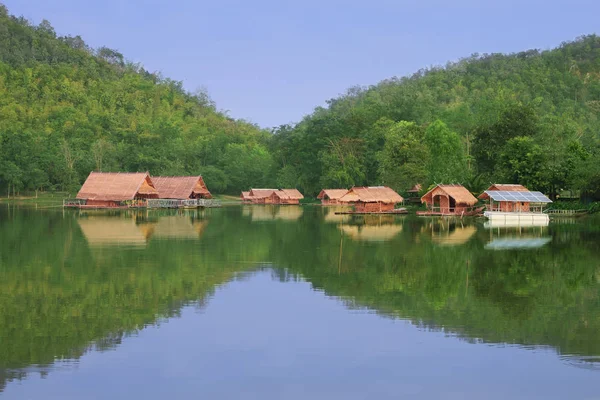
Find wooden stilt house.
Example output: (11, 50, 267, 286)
(241, 191, 252, 203)
(419, 184, 480, 216)
(241, 189, 304, 204)
(152, 176, 212, 199)
(246, 189, 277, 204)
(338, 186, 404, 213)
(270, 189, 304, 205)
(75, 172, 159, 208)
(317, 189, 350, 205)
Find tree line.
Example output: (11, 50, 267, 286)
(0, 3, 599, 200)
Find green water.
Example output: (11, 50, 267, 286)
(0, 205, 599, 399)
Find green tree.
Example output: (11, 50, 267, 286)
(499, 137, 548, 190)
(424, 120, 466, 184)
(378, 121, 429, 191)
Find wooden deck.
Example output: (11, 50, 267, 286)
(417, 206, 484, 217)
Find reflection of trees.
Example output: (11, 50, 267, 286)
(0, 209, 599, 390)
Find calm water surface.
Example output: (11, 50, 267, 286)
(0, 205, 599, 399)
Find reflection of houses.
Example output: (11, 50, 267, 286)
(339, 186, 403, 213)
(338, 215, 403, 241)
(78, 217, 153, 247)
(317, 189, 349, 205)
(323, 206, 352, 223)
(479, 185, 552, 224)
(151, 215, 208, 239)
(339, 224, 403, 242)
(243, 205, 303, 221)
(419, 184, 480, 216)
(485, 237, 552, 250)
(152, 176, 212, 199)
(430, 224, 477, 246)
(275, 206, 304, 220)
(484, 221, 551, 250)
(75, 172, 159, 208)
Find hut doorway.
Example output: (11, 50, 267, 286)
(449, 197, 456, 212)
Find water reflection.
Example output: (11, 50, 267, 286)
(78, 216, 152, 248)
(484, 223, 552, 250)
(0, 207, 599, 394)
(242, 205, 304, 221)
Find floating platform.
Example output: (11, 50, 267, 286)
(335, 209, 408, 215)
(483, 211, 549, 225)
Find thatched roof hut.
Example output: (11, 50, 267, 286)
(339, 186, 403, 212)
(241, 191, 252, 203)
(152, 176, 212, 199)
(420, 184, 478, 215)
(317, 189, 349, 205)
(76, 172, 158, 205)
(271, 189, 304, 204)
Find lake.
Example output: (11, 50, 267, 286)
(0, 205, 599, 399)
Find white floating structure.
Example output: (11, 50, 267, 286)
(480, 190, 552, 224)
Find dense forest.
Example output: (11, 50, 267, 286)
(0, 4, 599, 199)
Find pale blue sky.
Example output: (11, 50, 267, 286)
(4, 0, 599, 128)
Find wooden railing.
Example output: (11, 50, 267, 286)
(64, 198, 222, 209)
(63, 198, 86, 207)
(546, 209, 587, 215)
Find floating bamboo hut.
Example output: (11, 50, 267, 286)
(152, 176, 212, 199)
(72, 172, 159, 208)
(419, 184, 480, 216)
(270, 189, 304, 205)
(338, 186, 403, 213)
(317, 189, 350, 205)
(241, 188, 304, 204)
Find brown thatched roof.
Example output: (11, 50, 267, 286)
(421, 184, 478, 206)
(478, 184, 528, 200)
(248, 189, 277, 199)
(339, 186, 404, 203)
(153, 176, 211, 199)
(272, 189, 304, 200)
(317, 189, 349, 200)
(76, 172, 158, 201)
(241, 191, 251, 200)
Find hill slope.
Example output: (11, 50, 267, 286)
(272, 35, 600, 198)
(0, 4, 272, 195)
(0, 2, 598, 199)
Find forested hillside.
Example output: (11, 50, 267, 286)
(271, 35, 600, 199)
(0, 2, 599, 199)
(0, 4, 272, 195)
